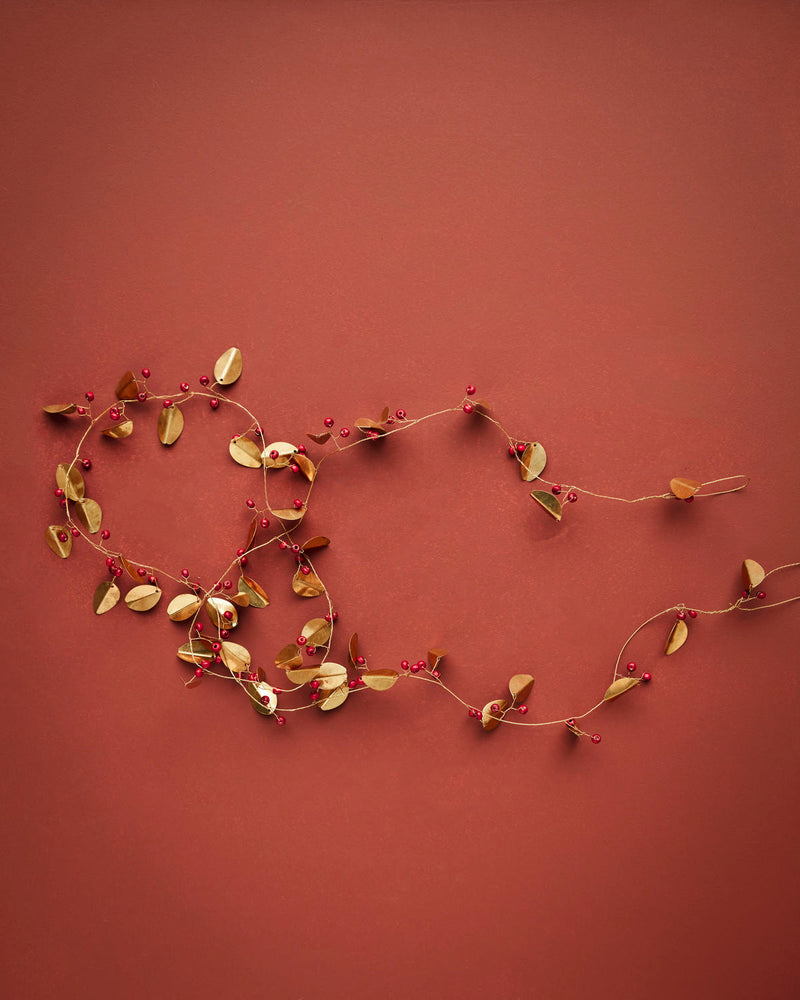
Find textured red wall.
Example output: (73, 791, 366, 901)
(3, 2, 799, 998)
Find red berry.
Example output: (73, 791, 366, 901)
(395, 408, 406, 420)
(141, 368, 151, 379)
(515, 443, 525, 454)
(223, 580, 232, 590)
(567, 492, 578, 503)
(332, 611, 338, 621)
(339, 427, 350, 438)
(356, 656, 365, 666)
(518, 705, 528, 715)
(626, 661, 637, 673)
(260, 517, 269, 528)
(466, 385, 476, 395)
(490, 703, 499, 713)
(432, 670, 439, 678)
(180, 382, 189, 392)
(109, 408, 119, 420)
(307, 646, 316, 655)
(209, 398, 219, 410)
(148, 575, 157, 585)
(85, 391, 94, 402)
(289, 463, 299, 473)
(101, 529, 110, 540)
(179, 568, 189, 578)
(757, 591, 766, 600)
(684, 496, 694, 504)
(324, 417, 334, 428)
(291, 544, 301, 553)
(677, 611, 687, 620)
(211, 642, 221, 653)
(348, 680, 357, 689)
(463, 403, 474, 414)
(246, 499, 255, 509)
(248, 673, 257, 682)
(297, 636, 307, 646)
(137, 392, 147, 402)
(591, 734, 601, 744)
(57, 531, 67, 542)
(688, 609, 698, 618)
(114, 567, 123, 577)
(310, 692, 319, 701)
(194, 623, 203, 632)
(55, 488, 64, 498)
(741, 589, 749, 598)
(297, 445, 307, 454)
(410, 663, 419, 673)
(195, 667, 204, 677)
(223, 610, 233, 621)
(163, 399, 174, 408)
(59, 498, 66, 508)
(508, 445, 516, 457)
(76, 406, 86, 415)
(401, 660, 409, 670)
(71, 528, 80, 537)
(300, 565, 310, 575)
(199, 375, 210, 386)
(552, 485, 561, 494)
(293, 498, 303, 509)
(236, 548, 245, 557)
(642, 672, 652, 682)
(220, 630, 229, 639)
(276, 716, 286, 726)
(324, 614, 331, 623)
(81, 458, 92, 470)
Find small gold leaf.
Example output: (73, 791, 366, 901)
(206, 596, 238, 629)
(102, 419, 133, 439)
(603, 677, 641, 701)
(275, 643, 303, 669)
(93, 580, 121, 615)
(120, 556, 141, 581)
(319, 685, 349, 711)
(273, 506, 306, 523)
(530, 490, 562, 521)
(565, 720, 582, 736)
(115, 370, 139, 400)
(378, 406, 390, 423)
(292, 565, 325, 597)
(229, 591, 250, 608)
(355, 418, 387, 438)
(316, 661, 348, 691)
(214, 347, 243, 385)
(481, 699, 509, 731)
(125, 585, 162, 612)
(167, 593, 203, 621)
(286, 666, 322, 684)
(520, 442, 547, 482)
(473, 398, 492, 415)
(220, 641, 250, 673)
(43, 403, 77, 415)
(45, 525, 72, 558)
(56, 463, 85, 500)
(177, 639, 213, 665)
(244, 516, 258, 551)
(428, 648, 447, 667)
(741, 558, 766, 591)
(361, 669, 399, 691)
(301, 535, 330, 550)
(509, 673, 534, 703)
(307, 432, 331, 444)
(348, 632, 359, 668)
(230, 435, 262, 468)
(238, 576, 269, 608)
(664, 619, 689, 655)
(158, 405, 184, 446)
(301, 617, 332, 645)
(74, 497, 102, 534)
(294, 453, 316, 481)
(670, 477, 701, 500)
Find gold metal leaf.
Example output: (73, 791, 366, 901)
(238, 576, 269, 608)
(230, 435, 262, 468)
(272, 506, 306, 523)
(158, 405, 184, 446)
(214, 347, 243, 385)
(56, 463, 85, 500)
(428, 648, 447, 667)
(355, 418, 387, 438)
(43, 403, 77, 415)
(244, 516, 258, 551)
(669, 477, 701, 500)
(177, 639, 213, 665)
(286, 666, 322, 684)
(307, 432, 331, 444)
(664, 619, 689, 655)
(102, 419, 133, 439)
(262, 441, 297, 458)
(206, 596, 238, 629)
(301, 535, 330, 549)
(361, 669, 399, 691)
(530, 490, 562, 521)
(294, 453, 316, 481)
(520, 442, 547, 482)
(74, 497, 102, 534)
(120, 556, 141, 581)
(115, 370, 139, 400)
(167, 593, 203, 621)
(603, 677, 641, 701)
(481, 699, 509, 731)
(93, 580, 121, 615)
(45, 525, 72, 558)
(348, 632, 359, 668)
(292, 565, 325, 597)
(316, 661, 348, 691)
(319, 685, 349, 711)
(275, 643, 303, 669)
(509, 674, 534, 703)
(742, 558, 766, 591)
(220, 641, 250, 673)
(378, 406, 390, 423)
(229, 591, 250, 608)
(473, 398, 492, 415)
(125, 584, 162, 612)
(301, 617, 331, 645)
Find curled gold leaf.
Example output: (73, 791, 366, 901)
(428, 648, 447, 667)
(670, 477, 701, 500)
(158, 405, 184, 446)
(665, 619, 689, 655)
(307, 432, 331, 444)
(520, 442, 547, 482)
(316, 661, 347, 691)
(742, 558, 766, 591)
(301, 617, 331, 645)
(102, 419, 134, 439)
(244, 516, 258, 551)
(319, 685, 349, 711)
(294, 453, 316, 481)
(603, 677, 641, 701)
(206, 596, 238, 629)
(93, 580, 121, 615)
(530, 490, 562, 521)
(45, 525, 72, 558)
(230, 435, 262, 468)
(125, 585, 162, 612)
(361, 669, 399, 691)
(378, 406, 390, 423)
(220, 641, 250, 673)
(238, 576, 269, 608)
(120, 556, 141, 581)
(355, 418, 387, 438)
(275, 643, 303, 669)
(177, 639, 213, 665)
(348, 632, 360, 668)
(43, 403, 77, 415)
(229, 590, 250, 608)
(214, 347, 243, 385)
(509, 674, 534, 703)
(74, 497, 102, 534)
(167, 593, 203, 621)
(301, 535, 330, 550)
(115, 370, 139, 400)
(56, 463, 85, 500)
(481, 699, 509, 731)
(292, 565, 325, 597)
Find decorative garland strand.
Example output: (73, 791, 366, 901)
(43, 348, 798, 741)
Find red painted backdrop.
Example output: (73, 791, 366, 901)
(3, 2, 799, 998)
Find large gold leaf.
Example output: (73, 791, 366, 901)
(158, 405, 184, 446)
(520, 442, 546, 482)
(206, 596, 238, 628)
(177, 639, 213, 664)
(43, 403, 77, 415)
(56, 463, 85, 500)
(238, 576, 269, 608)
(292, 565, 325, 596)
(316, 661, 347, 691)
(93, 580, 121, 615)
(301, 617, 331, 645)
(530, 490, 562, 521)
(115, 370, 139, 400)
(230, 435, 262, 468)
(45, 525, 72, 558)
(319, 685, 349, 711)
(603, 677, 641, 701)
(167, 593, 203, 621)
(102, 419, 133, 439)
(741, 558, 766, 591)
(220, 641, 250, 673)
(74, 498, 102, 534)
(509, 674, 534, 703)
(125, 585, 162, 612)
(286, 666, 322, 684)
(669, 477, 701, 500)
(214, 347, 243, 385)
(275, 643, 303, 669)
(481, 699, 509, 731)
(361, 669, 399, 691)
(664, 619, 689, 655)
